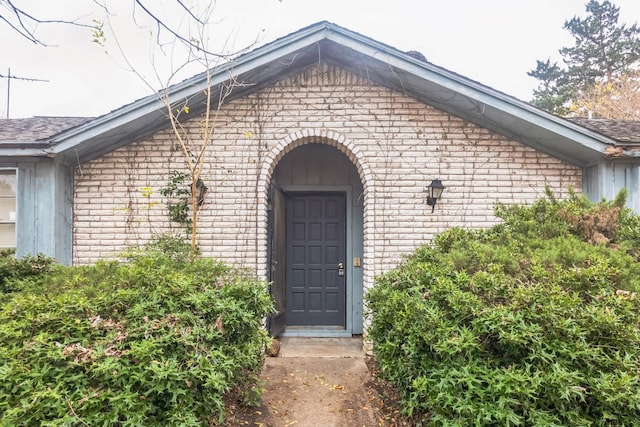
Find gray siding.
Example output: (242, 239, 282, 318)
(15, 159, 73, 264)
(584, 161, 640, 213)
(626, 166, 640, 213)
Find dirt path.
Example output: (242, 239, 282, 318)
(256, 356, 380, 426)
(225, 338, 389, 427)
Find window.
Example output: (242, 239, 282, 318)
(0, 170, 16, 248)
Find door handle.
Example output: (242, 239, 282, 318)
(338, 262, 345, 277)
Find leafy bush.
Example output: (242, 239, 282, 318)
(367, 189, 640, 426)
(0, 237, 273, 426)
(0, 249, 55, 295)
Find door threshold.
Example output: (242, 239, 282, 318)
(281, 326, 352, 338)
(275, 336, 364, 357)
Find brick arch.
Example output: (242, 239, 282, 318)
(256, 129, 376, 293)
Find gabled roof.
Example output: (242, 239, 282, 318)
(0, 22, 623, 166)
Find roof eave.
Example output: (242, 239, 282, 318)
(0, 146, 49, 157)
(319, 27, 610, 166)
(47, 22, 336, 161)
(45, 21, 612, 167)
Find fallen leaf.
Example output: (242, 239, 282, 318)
(213, 315, 224, 334)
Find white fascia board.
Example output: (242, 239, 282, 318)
(46, 97, 166, 154)
(0, 146, 48, 157)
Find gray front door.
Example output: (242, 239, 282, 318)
(286, 193, 346, 326)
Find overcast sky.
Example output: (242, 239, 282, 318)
(2, 0, 640, 119)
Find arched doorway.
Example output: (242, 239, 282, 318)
(267, 143, 365, 337)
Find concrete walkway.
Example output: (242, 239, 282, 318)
(249, 337, 383, 427)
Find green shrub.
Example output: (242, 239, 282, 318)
(0, 249, 55, 294)
(0, 237, 273, 426)
(367, 190, 640, 426)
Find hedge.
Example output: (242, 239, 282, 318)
(0, 237, 273, 426)
(367, 189, 640, 426)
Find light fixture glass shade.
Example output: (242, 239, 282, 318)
(426, 179, 445, 212)
(428, 179, 445, 199)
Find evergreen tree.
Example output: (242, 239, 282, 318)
(529, 0, 640, 115)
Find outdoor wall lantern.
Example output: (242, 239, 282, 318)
(426, 179, 445, 213)
(195, 179, 208, 208)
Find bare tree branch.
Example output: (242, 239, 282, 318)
(175, 0, 206, 26)
(1, 0, 95, 45)
(133, 0, 231, 59)
(1, 0, 233, 55)
(0, 14, 41, 44)
(3, 0, 264, 248)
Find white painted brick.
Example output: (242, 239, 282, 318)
(73, 63, 582, 292)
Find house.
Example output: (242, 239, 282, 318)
(1, 22, 639, 337)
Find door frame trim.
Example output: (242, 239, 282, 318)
(279, 185, 354, 336)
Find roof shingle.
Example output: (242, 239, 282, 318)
(568, 118, 640, 144)
(0, 117, 91, 141)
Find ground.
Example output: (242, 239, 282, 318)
(223, 338, 414, 427)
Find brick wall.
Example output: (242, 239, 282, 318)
(74, 63, 582, 287)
